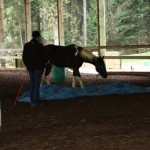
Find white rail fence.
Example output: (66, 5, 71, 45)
(0, 49, 22, 60)
(0, 45, 150, 60)
(0, 45, 150, 74)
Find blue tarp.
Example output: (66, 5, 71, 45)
(18, 82, 150, 103)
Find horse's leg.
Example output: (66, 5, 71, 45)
(40, 72, 50, 86)
(45, 74, 51, 85)
(40, 75, 44, 86)
(72, 68, 80, 87)
(72, 76, 76, 88)
(73, 68, 84, 88)
(77, 77, 84, 88)
(44, 62, 52, 85)
(40, 72, 45, 86)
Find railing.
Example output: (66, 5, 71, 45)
(0, 45, 150, 60)
(0, 49, 22, 60)
(0, 45, 150, 74)
(86, 44, 150, 59)
(0, 49, 23, 68)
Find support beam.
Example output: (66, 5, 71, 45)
(53, 0, 66, 83)
(0, 0, 4, 48)
(83, 0, 87, 46)
(24, 0, 31, 42)
(57, 0, 64, 46)
(0, 0, 6, 67)
(97, 0, 106, 56)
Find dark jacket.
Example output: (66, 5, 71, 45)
(22, 39, 46, 71)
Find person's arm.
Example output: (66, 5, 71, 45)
(22, 44, 29, 69)
(22, 45, 26, 65)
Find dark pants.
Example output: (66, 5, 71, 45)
(29, 70, 43, 105)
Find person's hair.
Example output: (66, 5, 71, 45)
(32, 31, 41, 38)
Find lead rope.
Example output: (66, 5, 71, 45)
(82, 74, 99, 86)
(12, 70, 27, 107)
(13, 79, 25, 107)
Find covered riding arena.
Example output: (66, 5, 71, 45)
(0, 0, 150, 150)
(1, 70, 150, 149)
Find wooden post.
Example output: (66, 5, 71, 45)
(0, 0, 6, 67)
(83, 0, 87, 46)
(0, 0, 4, 47)
(53, 0, 66, 83)
(24, 0, 31, 42)
(57, 0, 64, 46)
(97, 0, 106, 57)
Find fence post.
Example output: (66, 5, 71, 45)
(15, 53, 24, 68)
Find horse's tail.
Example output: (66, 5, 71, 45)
(44, 62, 52, 76)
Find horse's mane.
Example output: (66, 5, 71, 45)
(79, 48, 96, 62)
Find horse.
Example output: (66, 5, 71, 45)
(43, 44, 107, 88)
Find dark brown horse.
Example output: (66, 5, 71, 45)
(44, 44, 107, 88)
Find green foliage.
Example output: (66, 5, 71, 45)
(86, 0, 98, 46)
(4, 0, 25, 48)
(64, 0, 83, 45)
(31, 0, 57, 45)
(3, 0, 150, 49)
(108, 0, 150, 45)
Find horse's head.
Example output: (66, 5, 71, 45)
(95, 56, 107, 78)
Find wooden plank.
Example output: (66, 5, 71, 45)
(0, 56, 149, 60)
(86, 45, 150, 50)
(97, 0, 106, 56)
(0, 44, 149, 52)
(25, 0, 31, 42)
(0, 49, 22, 52)
(0, 0, 4, 47)
(108, 71, 150, 76)
(0, 56, 22, 59)
(105, 56, 150, 59)
(57, 0, 64, 46)
(83, 0, 87, 46)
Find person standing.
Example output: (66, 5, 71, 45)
(22, 31, 46, 107)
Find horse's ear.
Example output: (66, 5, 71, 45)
(74, 44, 78, 49)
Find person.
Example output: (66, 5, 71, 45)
(22, 31, 46, 107)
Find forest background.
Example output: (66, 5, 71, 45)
(3, 0, 150, 49)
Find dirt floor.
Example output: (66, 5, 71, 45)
(1, 69, 150, 150)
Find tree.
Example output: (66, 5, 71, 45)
(64, 0, 83, 45)
(86, 0, 98, 46)
(31, 0, 58, 45)
(108, 0, 150, 45)
(4, 0, 25, 48)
